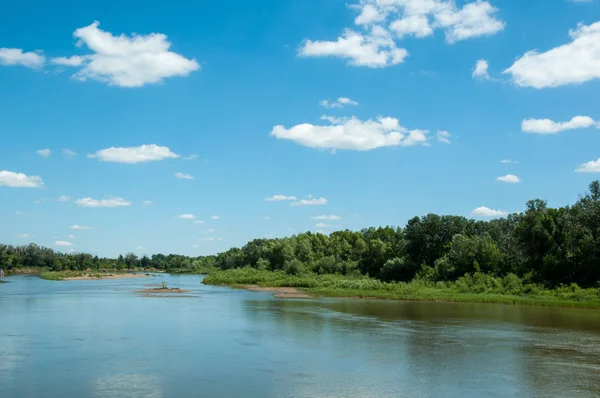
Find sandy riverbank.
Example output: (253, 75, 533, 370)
(65, 273, 150, 281)
(243, 285, 312, 299)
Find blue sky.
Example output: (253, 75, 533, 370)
(2, 0, 600, 257)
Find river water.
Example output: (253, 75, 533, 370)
(1, 274, 599, 398)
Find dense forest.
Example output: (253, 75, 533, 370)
(3, 181, 600, 288)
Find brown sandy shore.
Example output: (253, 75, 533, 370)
(65, 273, 150, 281)
(243, 285, 312, 299)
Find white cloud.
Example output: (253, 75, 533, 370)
(471, 206, 508, 217)
(136, 246, 144, 251)
(310, 215, 341, 221)
(89, 144, 179, 163)
(263, 216, 271, 220)
(204, 228, 216, 234)
(212, 215, 220, 220)
(355, 4, 387, 25)
(58, 195, 71, 202)
(472, 59, 489, 79)
(61, 149, 77, 158)
(576, 158, 600, 173)
(34, 198, 47, 204)
(36, 149, 51, 158)
(320, 115, 348, 125)
(194, 220, 205, 224)
(496, 174, 521, 183)
(265, 194, 297, 202)
(75, 197, 132, 208)
(500, 159, 518, 164)
(300, 1, 503, 68)
(177, 214, 195, 220)
(390, 15, 433, 38)
(199, 237, 222, 242)
(0, 171, 44, 188)
(433, 1, 505, 43)
(54, 240, 73, 247)
(271, 116, 430, 151)
(54, 21, 200, 87)
(175, 172, 194, 180)
(68, 235, 76, 239)
(70, 225, 92, 230)
(142, 200, 153, 205)
(51, 55, 88, 66)
(183, 154, 199, 160)
(505, 21, 600, 88)
(320, 97, 359, 109)
(437, 130, 452, 144)
(0, 48, 45, 68)
(291, 197, 328, 206)
(191, 244, 199, 248)
(298, 27, 409, 68)
(17, 234, 29, 238)
(522, 116, 598, 134)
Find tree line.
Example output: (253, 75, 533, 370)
(2, 181, 600, 288)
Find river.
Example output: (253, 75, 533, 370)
(1, 274, 599, 397)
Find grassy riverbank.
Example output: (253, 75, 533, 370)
(6, 267, 49, 275)
(203, 268, 600, 308)
(39, 271, 150, 281)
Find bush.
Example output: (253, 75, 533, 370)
(283, 259, 307, 276)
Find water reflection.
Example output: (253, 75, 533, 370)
(94, 374, 163, 398)
(2, 275, 600, 398)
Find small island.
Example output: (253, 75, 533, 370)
(136, 282, 192, 294)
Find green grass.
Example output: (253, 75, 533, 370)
(203, 268, 600, 308)
(5, 267, 49, 276)
(39, 271, 115, 281)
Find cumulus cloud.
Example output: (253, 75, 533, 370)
(54, 240, 74, 247)
(183, 154, 199, 160)
(472, 59, 489, 79)
(36, 149, 51, 158)
(265, 195, 297, 202)
(175, 172, 194, 180)
(271, 116, 430, 151)
(471, 206, 508, 217)
(70, 225, 92, 230)
(298, 26, 409, 68)
(53, 21, 200, 87)
(0, 171, 44, 188)
(142, 200, 153, 205)
(437, 130, 452, 144)
(500, 159, 518, 164)
(522, 116, 598, 134)
(576, 158, 600, 173)
(68, 235, 76, 239)
(17, 234, 30, 238)
(496, 174, 521, 183)
(310, 215, 341, 221)
(315, 223, 341, 228)
(58, 195, 71, 202)
(299, 1, 504, 68)
(0, 48, 45, 68)
(177, 214, 195, 220)
(61, 149, 77, 158)
(291, 197, 328, 206)
(212, 215, 220, 220)
(75, 197, 132, 207)
(505, 22, 600, 88)
(89, 144, 179, 163)
(194, 220, 205, 224)
(320, 97, 359, 109)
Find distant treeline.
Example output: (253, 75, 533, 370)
(3, 181, 600, 288)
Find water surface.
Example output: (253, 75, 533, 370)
(1, 274, 599, 397)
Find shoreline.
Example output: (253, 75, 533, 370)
(217, 282, 600, 308)
(39, 271, 152, 281)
